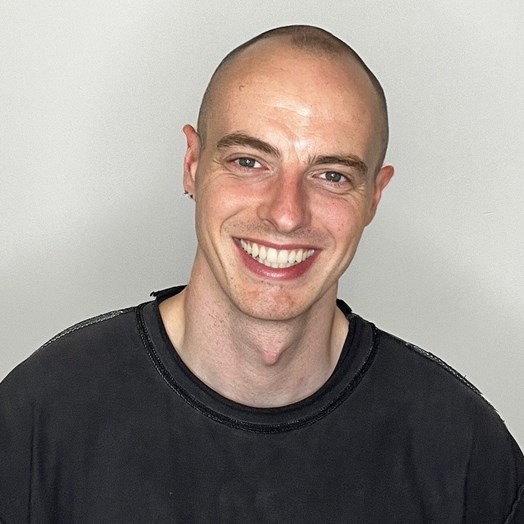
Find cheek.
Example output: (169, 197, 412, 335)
(312, 195, 367, 233)
(195, 178, 248, 236)
(200, 174, 263, 215)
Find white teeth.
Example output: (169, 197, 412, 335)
(239, 240, 315, 268)
(277, 250, 288, 264)
(267, 248, 277, 264)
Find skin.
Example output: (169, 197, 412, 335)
(160, 38, 394, 407)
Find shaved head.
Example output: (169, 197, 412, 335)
(197, 25, 389, 170)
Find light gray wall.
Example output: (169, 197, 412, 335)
(2, 1, 523, 447)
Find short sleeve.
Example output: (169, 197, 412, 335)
(504, 484, 524, 524)
(464, 403, 524, 523)
(0, 364, 34, 523)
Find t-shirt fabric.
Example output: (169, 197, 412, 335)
(1, 286, 523, 523)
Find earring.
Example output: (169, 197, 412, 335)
(183, 190, 194, 199)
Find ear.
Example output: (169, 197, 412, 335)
(365, 164, 394, 225)
(182, 124, 201, 196)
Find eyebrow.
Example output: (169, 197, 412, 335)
(216, 132, 368, 176)
(216, 133, 281, 158)
(311, 154, 368, 177)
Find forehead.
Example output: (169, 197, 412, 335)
(207, 41, 381, 156)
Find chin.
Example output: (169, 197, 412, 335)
(240, 306, 305, 322)
(229, 289, 315, 322)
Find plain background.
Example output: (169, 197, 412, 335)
(1, 1, 523, 448)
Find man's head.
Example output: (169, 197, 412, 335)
(197, 25, 389, 173)
(183, 25, 394, 321)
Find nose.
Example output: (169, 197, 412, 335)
(257, 169, 311, 233)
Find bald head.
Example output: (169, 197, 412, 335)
(197, 25, 389, 170)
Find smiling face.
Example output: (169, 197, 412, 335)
(184, 39, 394, 321)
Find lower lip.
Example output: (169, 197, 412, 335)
(235, 241, 318, 281)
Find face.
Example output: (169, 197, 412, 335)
(184, 41, 394, 321)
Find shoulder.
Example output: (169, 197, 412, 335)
(353, 319, 521, 457)
(0, 305, 147, 522)
(372, 327, 496, 416)
(369, 327, 518, 446)
(0, 304, 156, 442)
(0, 306, 139, 401)
(39, 308, 135, 351)
(369, 326, 524, 515)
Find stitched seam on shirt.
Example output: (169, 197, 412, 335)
(136, 304, 380, 434)
(461, 438, 473, 523)
(37, 308, 133, 351)
(27, 402, 35, 522)
(1, 309, 133, 523)
(504, 483, 524, 524)
(402, 340, 481, 394)
(392, 335, 500, 415)
(136, 305, 252, 429)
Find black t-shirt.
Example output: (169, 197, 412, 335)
(1, 287, 523, 523)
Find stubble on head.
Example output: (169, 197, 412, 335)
(196, 25, 390, 175)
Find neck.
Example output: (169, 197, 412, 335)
(159, 277, 348, 408)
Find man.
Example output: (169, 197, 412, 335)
(1, 25, 522, 523)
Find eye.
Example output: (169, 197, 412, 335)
(235, 157, 262, 169)
(320, 171, 346, 183)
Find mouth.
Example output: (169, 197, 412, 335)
(239, 239, 315, 269)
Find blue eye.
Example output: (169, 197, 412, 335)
(323, 171, 344, 183)
(236, 157, 261, 169)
